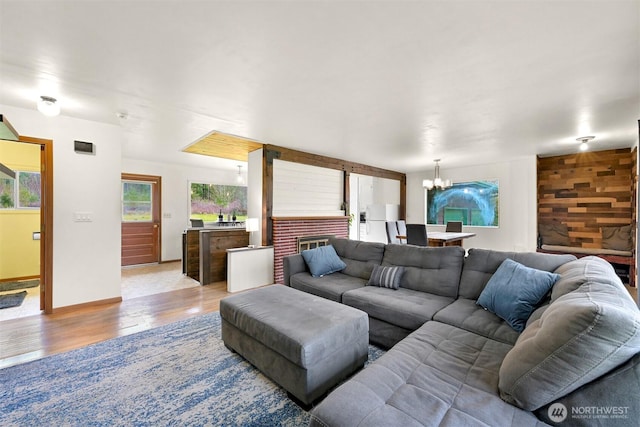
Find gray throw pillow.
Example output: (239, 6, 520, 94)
(367, 265, 404, 290)
(499, 278, 640, 411)
(601, 225, 633, 251)
(539, 222, 570, 246)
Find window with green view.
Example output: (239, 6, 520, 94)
(122, 181, 152, 222)
(0, 171, 41, 209)
(190, 183, 247, 222)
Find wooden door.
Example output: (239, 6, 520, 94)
(2, 136, 53, 313)
(121, 173, 161, 266)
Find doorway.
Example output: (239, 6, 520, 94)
(121, 173, 161, 266)
(0, 136, 53, 319)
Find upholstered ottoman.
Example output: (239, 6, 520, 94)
(220, 284, 369, 405)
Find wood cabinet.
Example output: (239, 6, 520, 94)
(182, 228, 249, 285)
(183, 229, 201, 280)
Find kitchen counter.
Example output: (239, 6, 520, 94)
(182, 228, 249, 284)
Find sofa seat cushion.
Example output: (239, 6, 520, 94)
(541, 244, 633, 257)
(433, 298, 520, 345)
(290, 272, 366, 302)
(309, 321, 546, 427)
(342, 286, 454, 332)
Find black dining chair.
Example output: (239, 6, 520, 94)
(445, 221, 463, 232)
(406, 224, 428, 246)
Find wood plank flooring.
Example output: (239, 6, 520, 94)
(0, 282, 229, 369)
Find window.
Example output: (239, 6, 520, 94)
(18, 172, 41, 208)
(122, 181, 152, 222)
(0, 177, 15, 208)
(426, 180, 499, 227)
(190, 183, 247, 222)
(0, 171, 40, 210)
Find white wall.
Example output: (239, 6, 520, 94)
(1, 104, 123, 308)
(121, 158, 244, 261)
(372, 176, 401, 205)
(355, 174, 401, 212)
(272, 159, 344, 216)
(407, 156, 538, 252)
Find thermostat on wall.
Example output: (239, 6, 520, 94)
(74, 140, 95, 155)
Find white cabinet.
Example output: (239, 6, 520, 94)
(226, 246, 274, 292)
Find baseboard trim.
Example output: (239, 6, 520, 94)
(0, 275, 39, 283)
(50, 297, 123, 315)
(160, 259, 181, 264)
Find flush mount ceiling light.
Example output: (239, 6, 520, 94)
(423, 159, 452, 190)
(577, 136, 595, 152)
(37, 96, 60, 117)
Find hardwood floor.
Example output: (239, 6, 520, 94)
(0, 282, 230, 369)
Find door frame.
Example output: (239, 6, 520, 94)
(17, 136, 53, 313)
(121, 173, 162, 265)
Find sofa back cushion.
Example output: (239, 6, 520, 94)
(601, 224, 633, 251)
(551, 256, 622, 301)
(459, 248, 576, 300)
(329, 237, 386, 280)
(498, 261, 640, 411)
(534, 353, 640, 426)
(539, 222, 570, 246)
(380, 244, 465, 297)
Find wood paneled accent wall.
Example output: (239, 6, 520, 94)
(537, 148, 636, 249)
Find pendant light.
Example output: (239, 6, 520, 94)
(236, 165, 244, 184)
(423, 159, 451, 190)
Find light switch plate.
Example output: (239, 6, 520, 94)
(73, 212, 93, 222)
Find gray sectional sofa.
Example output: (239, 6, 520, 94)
(282, 237, 640, 426)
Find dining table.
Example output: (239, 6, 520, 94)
(426, 231, 476, 247)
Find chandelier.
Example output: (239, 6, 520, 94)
(423, 159, 451, 190)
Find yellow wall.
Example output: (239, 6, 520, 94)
(0, 140, 40, 280)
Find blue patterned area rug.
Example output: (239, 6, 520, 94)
(0, 311, 384, 426)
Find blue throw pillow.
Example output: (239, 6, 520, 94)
(301, 245, 347, 278)
(367, 265, 405, 290)
(477, 258, 560, 332)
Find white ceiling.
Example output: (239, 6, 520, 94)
(0, 1, 638, 173)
